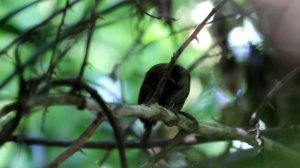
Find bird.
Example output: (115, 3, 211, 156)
(138, 63, 191, 147)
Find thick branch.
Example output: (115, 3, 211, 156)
(2, 94, 300, 165)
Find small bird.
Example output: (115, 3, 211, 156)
(138, 63, 191, 146)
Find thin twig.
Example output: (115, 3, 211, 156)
(9, 135, 203, 149)
(149, 0, 229, 103)
(76, 1, 98, 82)
(0, 0, 133, 90)
(122, 26, 145, 61)
(142, 131, 188, 168)
(0, 0, 45, 25)
(48, 113, 105, 168)
(134, 1, 176, 23)
(98, 150, 112, 167)
(251, 65, 300, 124)
(48, 0, 70, 78)
(0, 0, 82, 56)
(49, 79, 127, 168)
(187, 37, 224, 72)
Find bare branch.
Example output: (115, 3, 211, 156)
(250, 65, 300, 124)
(149, 0, 229, 103)
(76, 1, 98, 82)
(9, 135, 205, 149)
(142, 131, 188, 168)
(48, 113, 105, 168)
(0, 0, 82, 56)
(0, 0, 133, 90)
(2, 93, 300, 165)
(0, 0, 45, 25)
(48, 79, 127, 168)
(48, 0, 70, 78)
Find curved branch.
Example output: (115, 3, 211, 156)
(2, 93, 300, 165)
(48, 80, 127, 168)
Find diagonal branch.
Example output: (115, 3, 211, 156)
(48, 0, 70, 78)
(0, 0, 133, 90)
(48, 79, 127, 168)
(76, 0, 98, 82)
(149, 0, 229, 103)
(0, 0, 45, 25)
(0, 0, 82, 56)
(48, 112, 105, 168)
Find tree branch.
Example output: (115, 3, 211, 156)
(2, 93, 300, 165)
(9, 135, 204, 149)
(149, 0, 229, 103)
(48, 113, 105, 168)
(49, 80, 127, 168)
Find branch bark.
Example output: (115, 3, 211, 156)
(2, 94, 300, 165)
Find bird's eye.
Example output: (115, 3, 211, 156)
(168, 78, 176, 85)
(166, 78, 178, 89)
